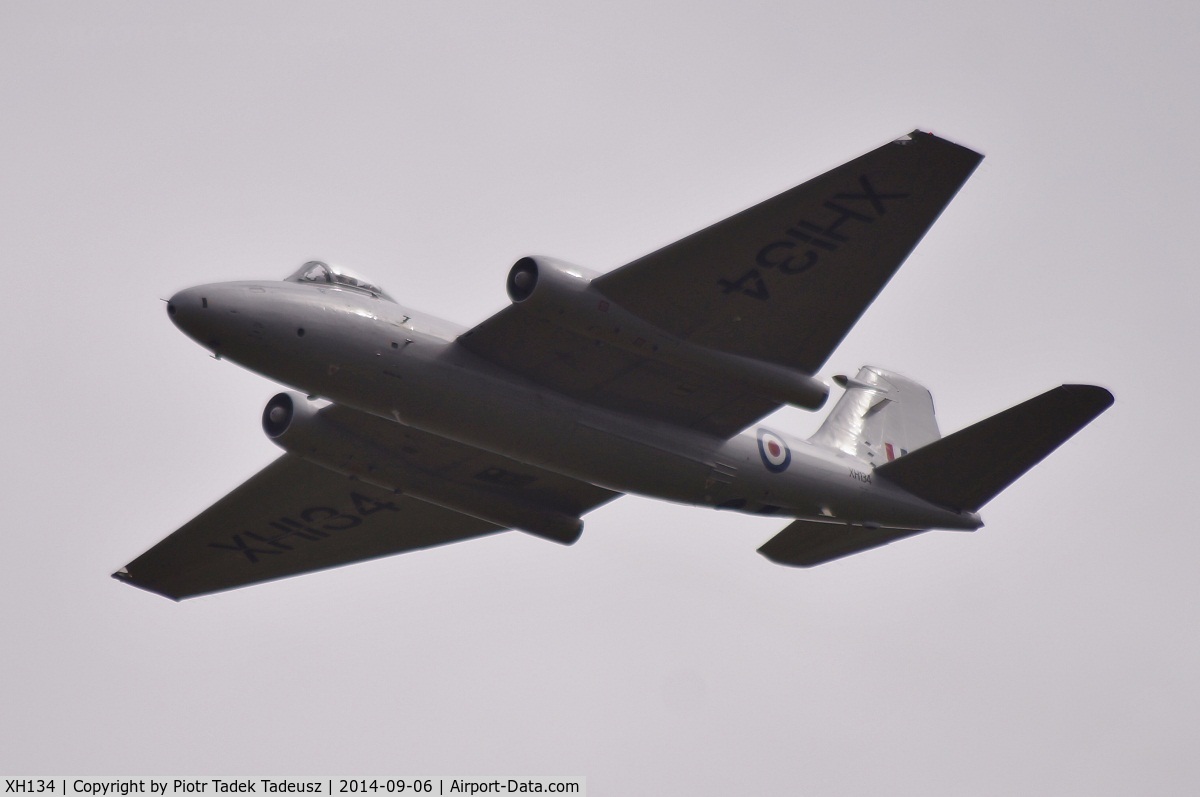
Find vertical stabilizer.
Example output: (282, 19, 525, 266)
(809, 366, 940, 463)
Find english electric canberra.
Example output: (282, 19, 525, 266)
(115, 131, 1113, 600)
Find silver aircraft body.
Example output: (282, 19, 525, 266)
(115, 131, 1113, 600)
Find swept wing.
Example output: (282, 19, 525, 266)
(460, 131, 982, 437)
(116, 407, 619, 600)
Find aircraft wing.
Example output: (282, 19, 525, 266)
(460, 131, 982, 437)
(116, 408, 619, 600)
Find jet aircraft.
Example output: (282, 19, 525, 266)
(115, 131, 1113, 600)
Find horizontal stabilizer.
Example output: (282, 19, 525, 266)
(758, 518, 926, 567)
(875, 384, 1114, 513)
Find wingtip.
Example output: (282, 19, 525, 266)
(904, 129, 985, 162)
(1062, 384, 1116, 410)
(112, 568, 183, 602)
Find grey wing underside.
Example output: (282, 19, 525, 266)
(460, 131, 982, 438)
(115, 408, 619, 600)
(757, 518, 927, 567)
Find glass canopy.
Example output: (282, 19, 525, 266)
(285, 260, 393, 301)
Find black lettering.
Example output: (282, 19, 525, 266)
(244, 530, 295, 551)
(716, 269, 770, 300)
(718, 268, 755, 293)
(775, 245, 818, 275)
(755, 240, 795, 268)
(351, 491, 400, 516)
(300, 506, 363, 531)
(819, 199, 874, 234)
(209, 534, 283, 563)
(269, 518, 327, 541)
(833, 175, 909, 216)
(734, 176, 910, 299)
(740, 271, 769, 300)
(784, 221, 845, 250)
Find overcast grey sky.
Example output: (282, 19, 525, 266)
(3, 1, 1197, 793)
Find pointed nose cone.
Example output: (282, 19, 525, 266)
(166, 286, 221, 350)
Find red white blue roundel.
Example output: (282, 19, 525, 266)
(757, 429, 791, 472)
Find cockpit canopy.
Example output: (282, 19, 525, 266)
(286, 260, 394, 301)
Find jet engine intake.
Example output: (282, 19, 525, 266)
(262, 391, 321, 442)
(506, 255, 600, 312)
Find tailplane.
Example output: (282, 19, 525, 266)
(809, 366, 940, 464)
(758, 518, 925, 567)
(875, 384, 1114, 513)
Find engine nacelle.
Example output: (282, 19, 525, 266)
(262, 391, 323, 443)
(260, 391, 584, 544)
(506, 256, 601, 317)
(263, 391, 384, 478)
(504, 256, 829, 411)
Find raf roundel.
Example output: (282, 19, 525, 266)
(757, 429, 792, 473)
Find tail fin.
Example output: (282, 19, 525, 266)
(809, 366, 940, 464)
(875, 384, 1114, 513)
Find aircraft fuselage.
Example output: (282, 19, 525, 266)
(168, 280, 981, 533)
